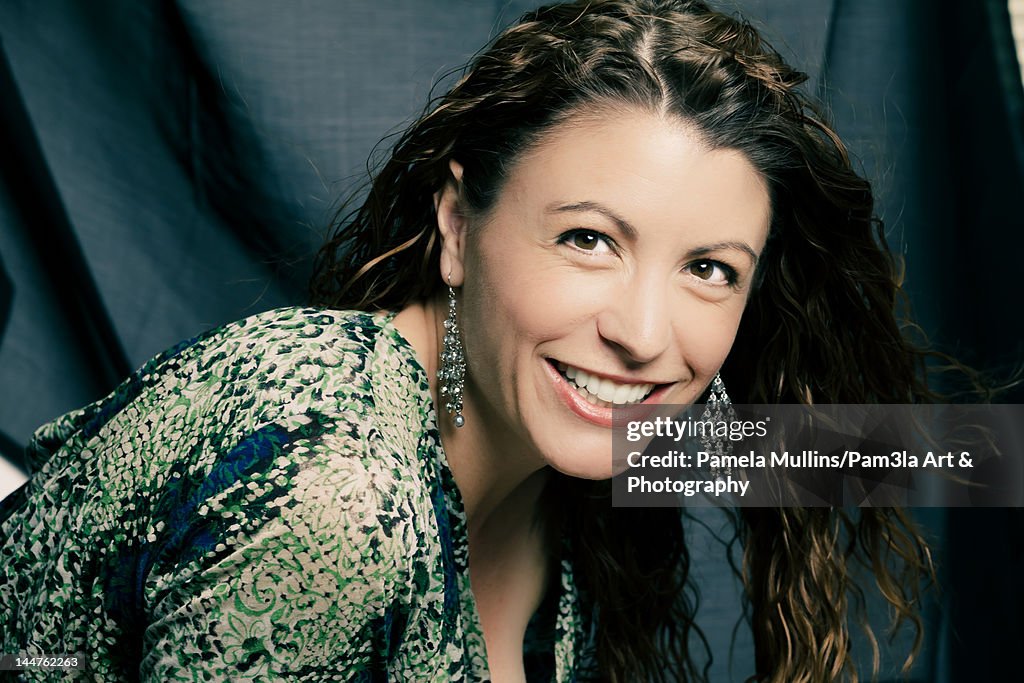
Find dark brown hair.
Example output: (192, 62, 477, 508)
(311, 1, 935, 680)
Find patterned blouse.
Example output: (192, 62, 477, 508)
(0, 308, 582, 681)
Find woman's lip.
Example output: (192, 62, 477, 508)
(543, 360, 671, 428)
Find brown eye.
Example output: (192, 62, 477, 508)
(572, 231, 600, 250)
(560, 229, 614, 254)
(686, 260, 735, 285)
(691, 261, 714, 280)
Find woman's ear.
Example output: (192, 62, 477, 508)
(435, 159, 467, 287)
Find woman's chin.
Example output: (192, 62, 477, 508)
(539, 438, 616, 481)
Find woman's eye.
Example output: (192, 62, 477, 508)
(687, 260, 735, 285)
(561, 230, 614, 254)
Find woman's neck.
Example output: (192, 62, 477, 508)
(391, 297, 551, 540)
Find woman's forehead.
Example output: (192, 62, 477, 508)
(491, 109, 771, 247)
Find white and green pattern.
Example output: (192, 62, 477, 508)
(0, 308, 581, 681)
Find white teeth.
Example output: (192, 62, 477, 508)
(556, 362, 655, 406)
(596, 378, 617, 402)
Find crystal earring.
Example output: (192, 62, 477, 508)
(439, 278, 466, 428)
(701, 373, 736, 476)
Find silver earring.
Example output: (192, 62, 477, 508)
(439, 279, 466, 428)
(701, 373, 736, 476)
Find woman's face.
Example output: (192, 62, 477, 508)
(440, 109, 771, 479)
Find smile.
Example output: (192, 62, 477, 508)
(554, 362, 655, 407)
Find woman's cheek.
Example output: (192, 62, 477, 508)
(672, 300, 746, 367)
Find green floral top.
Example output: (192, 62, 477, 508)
(0, 308, 582, 681)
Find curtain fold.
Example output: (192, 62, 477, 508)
(0, 39, 132, 391)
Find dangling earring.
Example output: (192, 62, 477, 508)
(439, 277, 466, 428)
(701, 373, 736, 476)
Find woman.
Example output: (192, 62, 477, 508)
(1, 0, 932, 681)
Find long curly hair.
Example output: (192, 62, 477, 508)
(310, 1, 936, 680)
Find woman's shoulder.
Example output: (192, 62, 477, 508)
(8, 304, 442, 599)
(23, 306, 439, 534)
(176, 306, 428, 410)
(25, 306, 432, 481)
(179, 306, 392, 366)
(1, 308, 450, 678)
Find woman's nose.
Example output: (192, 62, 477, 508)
(595, 275, 672, 364)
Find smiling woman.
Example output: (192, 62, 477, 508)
(308, 1, 939, 680)
(419, 114, 770, 479)
(1, 1, 939, 682)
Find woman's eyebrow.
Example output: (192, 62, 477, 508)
(688, 242, 760, 265)
(546, 201, 637, 239)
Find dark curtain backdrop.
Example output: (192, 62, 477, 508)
(0, 1, 1021, 680)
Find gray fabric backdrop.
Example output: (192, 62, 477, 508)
(1, 1, 1021, 679)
